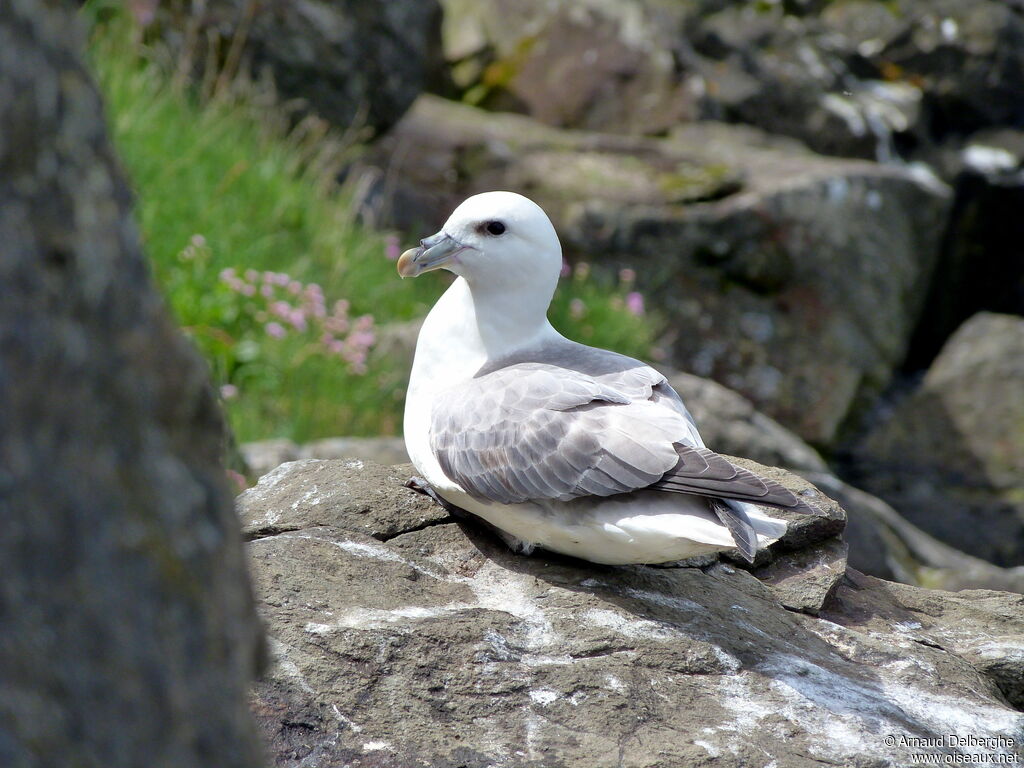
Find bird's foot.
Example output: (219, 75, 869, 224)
(404, 476, 461, 515)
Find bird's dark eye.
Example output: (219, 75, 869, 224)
(484, 220, 506, 236)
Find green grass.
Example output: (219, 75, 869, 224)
(87, 11, 657, 443)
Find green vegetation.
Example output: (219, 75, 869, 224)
(87, 11, 656, 443)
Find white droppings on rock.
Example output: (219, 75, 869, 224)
(465, 560, 558, 649)
(279, 532, 447, 580)
(585, 608, 678, 641)
(290, 485, 322, 510)
(303, 603, 474, 633)
(522, 653, 577, 667)
(529, 688, 559, 706)
(331, 704, 362, 733)
(880, 681, 1024, 761)
(621, 586, 706, 616)
(893, 621, 922, 632)
(604, 674, 626, 693)
(361, 741, 391, 752)
(693, 739, 720, 757)
(711, 645, 742, 673)
(973, 640, 1024, 661)
(267, 637, 315, 694)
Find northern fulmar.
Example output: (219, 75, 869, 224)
(398, 191, 820, 564)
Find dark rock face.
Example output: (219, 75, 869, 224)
(241, 459, 1024, 768)
(155, 0, 443, 137)
(439, 0, 1024, 162)
(907, 134, 1024, 369)
(852, 313, 1024, 566)
(0, 5, 263, 767)
(366, 96, 950, 446)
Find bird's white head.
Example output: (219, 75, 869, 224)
(397, 191, 562, 296)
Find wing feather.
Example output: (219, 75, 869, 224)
(430, 346, 822, 520)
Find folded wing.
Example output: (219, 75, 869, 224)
(430, 355, 820, 520)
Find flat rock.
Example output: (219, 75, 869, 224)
(238, 460, 452, 541)
(244, 459, 1023, 767)
(241, 436, 409, 479)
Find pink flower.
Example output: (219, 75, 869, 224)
(261, 284, 274, 298)
(288, 280, 303, 295)
(619, 268, 636, 285)
(626, 291, 645, 317)
(574, 262, 590, 280)
(220, 383, 239, 400)
(245, 269, 259, 283)
(385, 234, 401, 261)
(324, 316, 349, 334)
(569, 298, 586, 319)
(288, 309, 308, 331)
(349, 331, 375, 348)
(561, 259, 572, 278)
(265, 322, 286, 338)
(219, 267, 236, 282)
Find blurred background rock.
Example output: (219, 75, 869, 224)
(87, 1, 1023, 586)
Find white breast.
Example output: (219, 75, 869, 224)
(403, 279, 486, 494)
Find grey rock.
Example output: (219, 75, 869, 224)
(805, 472, 1024, 594)
(241, 436, 410, 479)
(0, 5, 263, 766)
(435, 0, 1024, 165)
(364, 95, 950, 446)
(670, 372, 1024, 593)
(244, 459, 1024, 767)
(438, 0, 697, 135)
(154, 0, 442, 137)
(752, 537, 848, 615)
(729, 458, 845, 554)
(238, 459, 451, 542)
(668, 370, 829, 473)
(853, 312, 1024, 566)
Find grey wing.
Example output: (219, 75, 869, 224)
(431, 351, 823, 518)
(430, 363, 689, 504)
(650, 444, 821, 516)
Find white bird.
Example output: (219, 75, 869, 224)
(398, 191, 819, 565)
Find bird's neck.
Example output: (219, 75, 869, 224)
(466, 276, 556, 356)
(414, 277, 557, 385)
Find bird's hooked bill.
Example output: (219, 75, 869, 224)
(397, 231, 469, 278)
